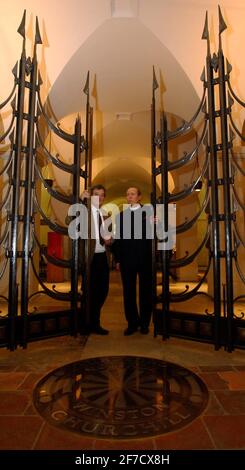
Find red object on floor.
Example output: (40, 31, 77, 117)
(47, 232, 64, 282)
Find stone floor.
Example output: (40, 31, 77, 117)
(0, 271, 245, 450)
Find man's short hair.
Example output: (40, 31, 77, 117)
(127, 186, 141, 196)
(135, 187, 141, 196)
(91, 184, 106, 195)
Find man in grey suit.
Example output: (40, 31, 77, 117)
(81, 184, 112, 335)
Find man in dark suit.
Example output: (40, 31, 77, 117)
(112, 187, 153, 335)
(81, 184, 112, 335)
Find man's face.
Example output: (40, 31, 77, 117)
(92, 189, 105, 207)
(126, 187, 141, 205)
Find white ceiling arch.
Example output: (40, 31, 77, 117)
(48, 16, 200, 121)
(47, 16, 200, 195)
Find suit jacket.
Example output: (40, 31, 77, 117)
(112, 206, 152, 269)
(66, 210, 112, 272)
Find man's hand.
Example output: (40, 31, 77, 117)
(104, 237, 113, 246)
(81, 189, 90, 201)
(150, 215, 159, 224)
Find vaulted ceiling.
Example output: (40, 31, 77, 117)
(49, 17, 200, 120)
(47, 16, 199, 201)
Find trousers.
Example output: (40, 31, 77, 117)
(89, 252, 109, 328)
(120, 262, 152, 329)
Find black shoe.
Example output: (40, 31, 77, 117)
(80, 327, 91, 335)
(91, 326, 109, 335)
(140, 326, 149, 335)
(124, 326, 138, 336)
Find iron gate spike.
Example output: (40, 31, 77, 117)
(152, 65, 159, 91)
(12, 62, 18, 79)
(202, 11, 211, 59)
(201, 11, 209, 41)
(200, 67, 205, 82)
(218, 5, 227, 35)
(83, 71, 90, 95)
(35, 17, 42, 45)
(17, 10, 26, 39)
(226, 59, 232, 74)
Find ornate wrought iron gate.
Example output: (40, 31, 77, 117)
(152, 7, 245, 351)
(0, 12, 92, 350)
(1, 9, 244, 352)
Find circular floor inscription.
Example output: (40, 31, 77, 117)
(33, 356, 209, 439)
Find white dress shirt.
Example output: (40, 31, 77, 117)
(91, 205, 106, 253)
(129, 204, 141, 211)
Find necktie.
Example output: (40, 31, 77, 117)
(131, 210, 134, 239)
(98, 211, 105, 246)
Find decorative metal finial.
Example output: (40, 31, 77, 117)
(35, 17, 43, 45)
(200, 67, 205, 82)
(201, 11, 209, 41)
(17, 10, 26, 39)
(226, 59, 232, 74)
(152, 66, 159, 92)
(218, 5, 227, 35)
(83, 71, 90, 96)
(12, 62, 18, 79)
(218, 5, 227, 51)
(76, 114, 81, 125)
(201, 11, 210, 56)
